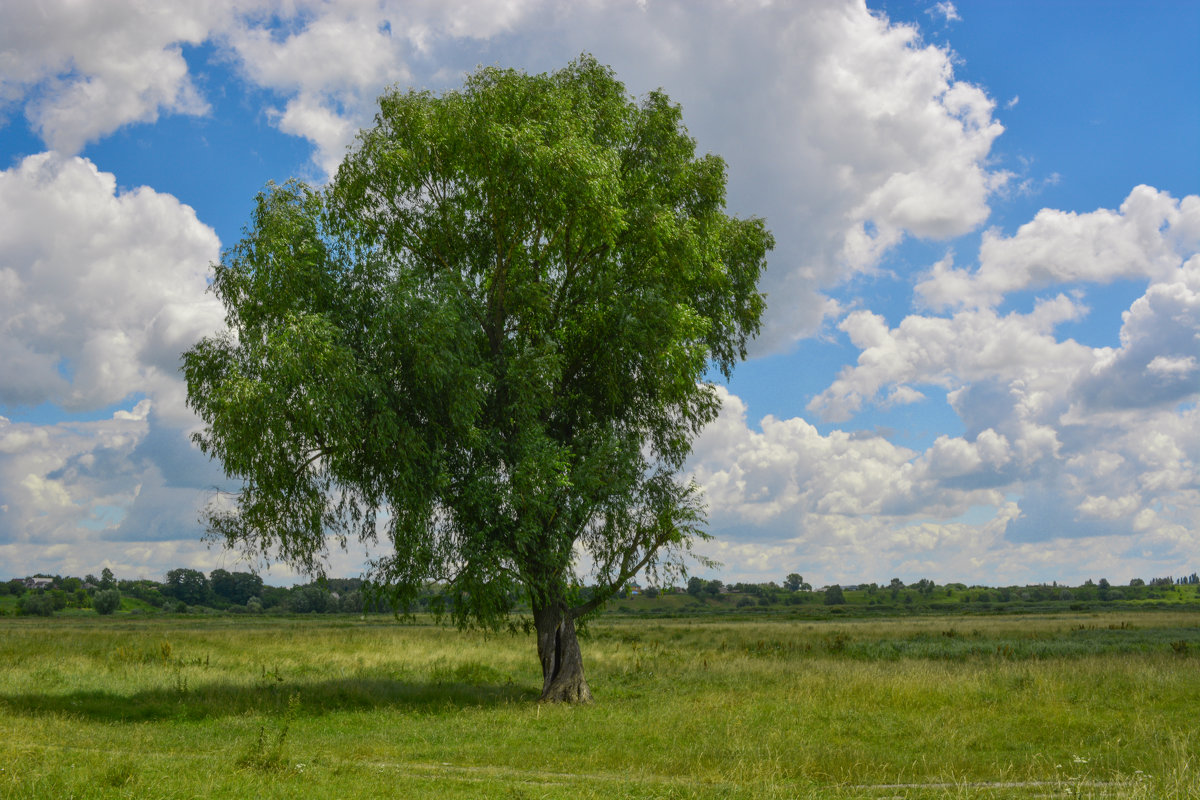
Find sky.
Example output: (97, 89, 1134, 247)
(0, 0, 1197, 588)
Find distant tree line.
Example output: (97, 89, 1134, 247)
(2, 569, 1198, 617)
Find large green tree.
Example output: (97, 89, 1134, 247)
(184, 56, 771, 702)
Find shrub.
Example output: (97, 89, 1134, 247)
(18, 592, 54, 617)
(93, 589, 122, 615)
(49, 588, 69, 610)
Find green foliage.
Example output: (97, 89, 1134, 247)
(48, 589, 68, 610)
(289, 586, 331, 614)
(823, 584, 846, 605)
(210, 569, 264, 606)
(183, 55, 772, 634)
(120, 580, 167, 608)
(163, 569, 211, 606)
(93, 589, 122, 615)
(16, 592, 54, 617)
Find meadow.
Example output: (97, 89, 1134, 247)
(1, 609, 1198, 799)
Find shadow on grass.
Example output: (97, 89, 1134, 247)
(0, 676, 539, 723)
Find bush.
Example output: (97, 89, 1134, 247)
(49, 589, 69, 610)
(93, 589, 122, 615)
(18, 592, 54, 617)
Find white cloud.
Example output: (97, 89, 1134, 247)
(917, 187, 1200, 310)
(688, 385, 1199, 586)
(1068, 272, 1200, 414)
(690, 387, 1007, 531)
(0, 153, 223, 418)
(779, 183, 1199, 575)
(0, 152, 234, 575)
(808, 297, 1091, 422)
(926, 2, 961, 25)
(0, 1, 238, 153)
(0, 411, 148, 545)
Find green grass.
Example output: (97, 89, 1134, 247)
(1, 610, 1198, 798)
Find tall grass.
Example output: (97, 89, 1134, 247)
(1, 611, 1196, 798)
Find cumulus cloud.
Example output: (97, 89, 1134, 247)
(689, 385, 1198, 586)
(0, 154, 231, 577)
(691, 387, 1009, 531)
(0, 153, 223, 417)
(1071, 278, 1200, 413)
(808, 297, 1091, 422)
(917, 187, 1200, 310)
(0, 409, 148, 545)
(0, 401, 242, 573)
(0, 0, 238, 153)
(776, 185, 1199, 577)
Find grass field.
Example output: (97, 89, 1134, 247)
(1, 609, 1198, 798)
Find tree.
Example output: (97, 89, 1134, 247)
(784, 573, 803, 592)
(93, 589, 122, 615)
(824, 584, 846, 605)
(100, 567, 116, 590)
(49, 588, 68, 610)
(290, 586, 330, 614)
(163, 568, 211, 607)
(184, 56, 771, 703)
(211, 569, 264, 606)
(17, 592, 54, 617)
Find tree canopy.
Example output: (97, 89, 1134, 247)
(184, 56, 772, 701)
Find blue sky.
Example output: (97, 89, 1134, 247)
(1, 0, 1196, 587)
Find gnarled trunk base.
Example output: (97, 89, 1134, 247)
(534, 605, 592, 703)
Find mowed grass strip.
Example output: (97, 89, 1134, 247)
(0, 611, 1197, 799)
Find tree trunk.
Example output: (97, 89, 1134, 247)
(533, 603, 593, 703)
